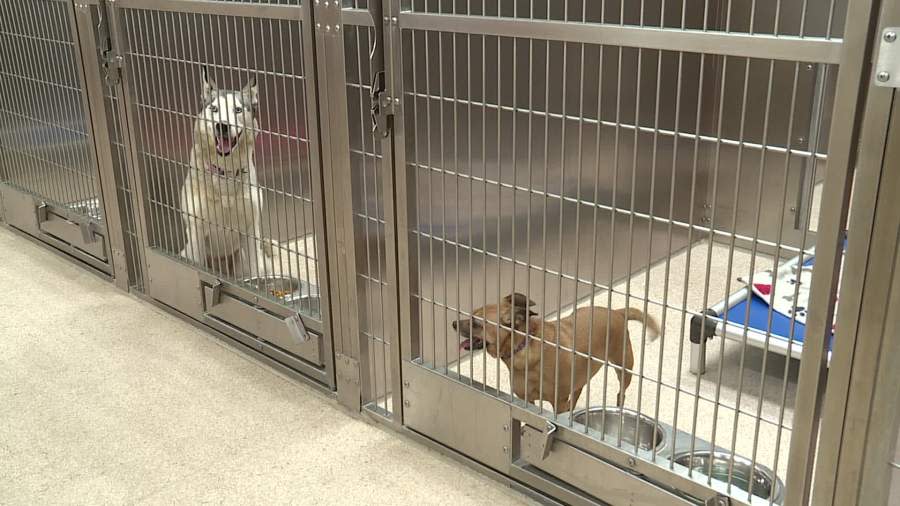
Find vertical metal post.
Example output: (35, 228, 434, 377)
(784, 0, 885, 502)
(312, 0, 367, 408)
(384, 0, 419, 395)
(300, 0, 340, 394)
(375, 0, 409, 424)
(70, 2, 130, 290)
(808, 7, 899, 504)
(821, 90, 900, 506)
(104, 0, 153, 288)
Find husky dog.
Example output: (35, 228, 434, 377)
(179, 68, 273, 275)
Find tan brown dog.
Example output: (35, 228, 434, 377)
(452, 293, 660, 413)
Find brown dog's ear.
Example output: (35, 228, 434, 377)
(503, 293, 537, 329)
(504, 292, 536, 308)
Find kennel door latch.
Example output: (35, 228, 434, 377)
(370, 70, 393, 138)
(101, 52, 124, 87)
(96, 1, 123, 87)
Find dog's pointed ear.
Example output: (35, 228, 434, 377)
(200, 67, 217, 103)
(241, 77, 259, 107)
(504, 292, 536, 308)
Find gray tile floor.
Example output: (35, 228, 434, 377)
(0, 228, 531, 506)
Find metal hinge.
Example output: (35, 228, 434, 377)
(335, 353, 361, 411)
(370, 70, 393, 138)
(874, 28, 900, 88)
(97, 1, 123, 86)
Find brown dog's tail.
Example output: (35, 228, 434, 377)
(617, 308, 661, 340)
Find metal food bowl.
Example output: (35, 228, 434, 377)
(673, 450, 784, 503)
(571, 407, 666, 451)
(67, 197, 103, 221)
(243, 275, 320, 314)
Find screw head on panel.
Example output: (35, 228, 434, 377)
(885, 31, 897, 43)
(805, 63, 814, 71)
(502, 446, 509, 454)
(878, 71, 891, 82)
(402, 380, 410, 387)
(627, 457, 637, 467)
(403, 400, 410, 407)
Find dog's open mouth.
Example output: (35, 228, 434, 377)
(460, 337, 484, 351)
(215, 131, 241, 156)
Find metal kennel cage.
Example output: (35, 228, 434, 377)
(0, 0, 129, 280)
(2, 0, 900, 505)
(346, 0, 899, 505)
(0, 0, 342, 389)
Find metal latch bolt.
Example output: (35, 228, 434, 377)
(97, 1, 123, 86)
(370, 70, 393, 138)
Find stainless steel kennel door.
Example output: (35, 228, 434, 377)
(108, 0, 334, 386)
(385, 0, 855, 505)
(0, 0, 115, 273)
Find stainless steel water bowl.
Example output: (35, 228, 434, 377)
(67, 197, 102, 221)
(571, 407, 666, 451)
(673, 451, 784, 503)
(243, 275, 320, 313)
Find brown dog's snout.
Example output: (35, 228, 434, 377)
(452, 319, 469, 335)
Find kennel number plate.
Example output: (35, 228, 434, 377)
(285, 314, 310, 343)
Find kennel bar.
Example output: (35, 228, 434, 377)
(399, 14, 843, 65)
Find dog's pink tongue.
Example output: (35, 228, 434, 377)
(460, 339, 471, 351)
(216, 136, 236, 154)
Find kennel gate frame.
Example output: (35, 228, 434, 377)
(0, 0, 133, 284)
(807, 0, 900, 503)
(76, 0, 344, 390)
(327, 1, 900, 506)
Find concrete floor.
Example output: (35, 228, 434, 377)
(0, 227, 532, 506)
